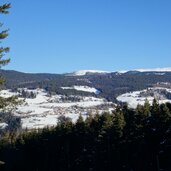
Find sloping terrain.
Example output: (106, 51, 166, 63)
(117, 86, 171, 108)
(1, 69, 171, 102)
(1, 69, 171, 129)
(0, 88, 113, 129)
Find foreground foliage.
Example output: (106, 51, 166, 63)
(0, 3, 21, 111)
(0, 100, 171, 171)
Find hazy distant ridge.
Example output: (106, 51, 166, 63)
(69, 67, 171, 76)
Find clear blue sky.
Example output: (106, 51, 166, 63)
(1, 0, 171, 73)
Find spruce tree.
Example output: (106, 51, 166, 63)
(143, 99, 151, 117)
(151, 98, 160, 117)
(0, 3, 10, 68)
(160, 103, 171, 124)
(0, 3, 19, 110)
(0, 5, 21, 168)
(112, 108, 125, 139)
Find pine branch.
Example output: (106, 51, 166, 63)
(0, 96, 23, 110)
(0, 58, 10, 66)
(0, 47, 10, 53)
(0, 30, 9, 40)
(0, 3, 11, 14)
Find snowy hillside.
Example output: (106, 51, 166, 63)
(0, 88, 114, 129)
(133, 67, 171, 72)
(61, 86, 100, 94)
(117, 87, 171, 108)
(65, 67, 171, 76)
(117, 67, 171, 73)
(70, 70, 110, 76)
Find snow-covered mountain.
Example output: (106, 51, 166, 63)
(68, 70, 110, 76)
(132, 67, 171, 72)
(67, 68, 171, 76)
(119, 67, 171, 73)
(1, 67, 171, 103)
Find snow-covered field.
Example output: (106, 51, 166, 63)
(117, 87, 171, 108)
(71, 70, 110, 76)
(61, 86, 100, 94)
(70, 67, 171, 76)
(0, 88, 112, 129)
(0, 90, 19, 97)
(0, 123, 8, 129)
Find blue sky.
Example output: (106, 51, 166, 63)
(1, 0, 171, 73)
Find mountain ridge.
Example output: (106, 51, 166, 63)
(68, 67, 171, 76)
(2, 67, 171, 76)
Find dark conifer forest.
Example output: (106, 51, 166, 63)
(0, 100, 171, 171)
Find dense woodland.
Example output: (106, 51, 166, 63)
(0, 100, 171, 171)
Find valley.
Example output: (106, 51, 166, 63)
(0, 87, 114, 129)
(1, 68, 171, 130)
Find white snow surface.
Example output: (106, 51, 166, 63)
(134, 67, 171, 72)
(154, 73, 166, 75)
(117, 87, 171, 108)
(72, 70, 110, 76)
(70, 67, 171, 75)
(61, 86, 100, 94)
(22, 115, 58, 129)
(0, 123, 8, 129)
(0, 90, 18, 97)
(117, 67, 171, 73)
(0, 88, 108, 129)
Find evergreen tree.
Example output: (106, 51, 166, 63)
(112, 108, 125, 139)
(0, 3, 20, 111)
(0, 4, 22, 168)
(133, 100, 151, 139)
(151, 98, 160, 116)
(160, 103, 171, 124)
(0, 3, 10, 70)
(143, 99, 151, 117)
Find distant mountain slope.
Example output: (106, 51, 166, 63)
(0, 69, 61, 86)
(1, 69, 171, 102)
(66, 68, 171, 76)
(67, 70, 110, 76)
(131, 67, 171, 72)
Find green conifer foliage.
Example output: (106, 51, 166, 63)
(0, 3, 21, 110)
(0, 3, 10, 70)
(113, 108, 126, 139)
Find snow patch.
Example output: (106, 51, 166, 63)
(69, 67, 171, 76)
(117, 87, 171, 108)
(154, 73, 166, 75)
(134, 67, 171, 72)
(72, 70, 110, 76)
(61, 86, 100, 94)
(0, 123, 8, 129)
(0, 89, 109, 129)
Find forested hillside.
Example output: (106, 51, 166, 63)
(1, 69, 171, 102)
